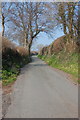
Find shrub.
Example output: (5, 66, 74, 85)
(2, 36, 30, 85)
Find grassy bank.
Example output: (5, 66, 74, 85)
(2, 70, 18, 86)
(2, 49, 30, 86)
(2, 58, 29, 86)
(2, 57, 30, 86)
(38, 51, 79, 83)
(2, 37, 30, 86)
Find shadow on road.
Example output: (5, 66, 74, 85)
(33, 64, 48, 67)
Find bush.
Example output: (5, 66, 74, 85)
(2, 37, 30, 85)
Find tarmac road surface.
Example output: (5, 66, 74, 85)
(5, 56, 78, 118)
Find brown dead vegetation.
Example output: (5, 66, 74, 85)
(2, 36, 29, 73)
(2, 36, 28, 56)
(39, 35, 78, 56)
(16, 46, 28, 56)
(2, 37, 16, 53)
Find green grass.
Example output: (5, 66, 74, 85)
(2, 54, 30, 86)
(38, 52, 79, 83)
(2, 69, 19, 86)
(2, 57, 30, 86)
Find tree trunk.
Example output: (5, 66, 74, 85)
(58, 3, 67, 35)
(2, 14, 5, 37)
(63, 20, 67, 35)
(68, 4, 74, 39)
(26, 44, 31, 56)
(68, 19, 73, 39)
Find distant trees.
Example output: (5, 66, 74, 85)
(36, 44, 45, 52)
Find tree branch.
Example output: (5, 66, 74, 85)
(32, 30, 41, 39)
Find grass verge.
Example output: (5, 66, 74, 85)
(38, 52, 79, 83)
(2, 69, 19, 86)
(2, 57, 30, 86)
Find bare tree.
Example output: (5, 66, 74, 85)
(67, 3, 77, 39)
(3, 2, 56, 55)
(56, 2, 78, 40)
(57, 3, 67, 35)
